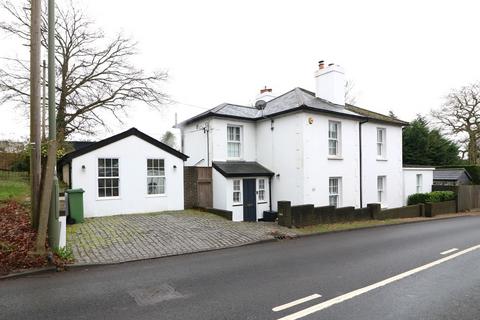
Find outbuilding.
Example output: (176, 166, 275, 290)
(433, 168, 473, 186)
(59, 128, 188, 218)
(402, 166, 435, 205)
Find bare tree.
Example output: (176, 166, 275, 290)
(431, 83, 480, 164)
(0, 1, 168, 142)
(161, 130, 177, 149)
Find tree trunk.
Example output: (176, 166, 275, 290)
(468, 132, 478, 165)
(34, 140, 57, 254)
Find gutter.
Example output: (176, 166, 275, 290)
(359, 119, 368, 208)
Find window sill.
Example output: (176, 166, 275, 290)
(328, 156, 343, 160)
(96, 196, 121, 201)
(233, 203, 243, 207)
(376, 158, 388, 161)
(146, 194, 167, 198)
(258, 201, 268, 204)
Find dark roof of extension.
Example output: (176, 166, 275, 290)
(433, 168, 472, 181)
(59, 128, 188, 166)
(212, 161, 274, 178)
(177, 87, 406, 127)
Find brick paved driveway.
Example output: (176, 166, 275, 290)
(66, 210, 296, 265)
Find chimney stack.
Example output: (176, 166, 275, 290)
(255, 86, 276, 104)
(314, 60, 345, 106)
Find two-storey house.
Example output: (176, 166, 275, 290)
(177, 61, 408, 221)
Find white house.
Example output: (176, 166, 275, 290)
(178, 61, 410, 221)
(59, 128, 188, 218)
(402, 166, 435, 204)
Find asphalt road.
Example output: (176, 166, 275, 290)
(2, 216, 480, 320)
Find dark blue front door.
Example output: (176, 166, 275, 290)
(243, 179, 257, 222)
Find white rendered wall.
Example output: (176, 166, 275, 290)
(403, 168, 434, 205)
(361, 122, 403, 208)
(256, 113, 304, 210)
(209, 118, 257, 163)
(212, 168, 227, 210)
(302, 112, 360, 207)
(71, 135, 184, 217)
(182, 122, 208, 166)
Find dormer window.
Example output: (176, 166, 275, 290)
(227, 125, 242, 159)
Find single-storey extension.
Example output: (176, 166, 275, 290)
(58, 128, 188, 218)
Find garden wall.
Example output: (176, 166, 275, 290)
(278, 200, 458, 228)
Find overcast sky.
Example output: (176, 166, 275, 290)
(1, 0, 479, 141)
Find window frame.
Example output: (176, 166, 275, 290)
(233, 179, 242, 204)
(227, 125, 242, 160)
(376, 127, 386, 159)
(416, 174, 423, 193)
(377, 175, 387, 206)
(146, 158, 166, 196)
(328, 120, 342, 158)
(258, 178, 266, 202)
(97, 158, 120, 199)
(328, 177, 342, 207)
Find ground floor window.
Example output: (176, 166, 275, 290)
(233, 179, 242, 203)
(98, 158, 119, 197)
(416, 174, 423, 193)
(329, 177, 342, 207)
(147, 159, 165, 195)
(377, 176, 386, 204)
(258, 179, 265, 201)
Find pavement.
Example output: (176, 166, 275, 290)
(66, 210, 296, 264)
(2, 215, 480, 319)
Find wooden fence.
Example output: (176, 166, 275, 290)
(184, 166, 212, 209)
(457, 185, 480, 211)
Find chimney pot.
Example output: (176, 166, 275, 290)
(260, 86, 272, 94)
(318, 60, 325, 69)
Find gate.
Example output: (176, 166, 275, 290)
(184, 166, 212, 209)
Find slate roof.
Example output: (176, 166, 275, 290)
(433, 169, 472, 181)
(212, 161, 274, 178)
(59, 128, 188, 166)
(68, 141, 96, 151)
(177, 87, 406, 127)
(345, 104, 409, 126)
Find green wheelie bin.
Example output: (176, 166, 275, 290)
(66, 188, 85, 223)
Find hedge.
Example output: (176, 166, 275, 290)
(408, 191, 456, 205)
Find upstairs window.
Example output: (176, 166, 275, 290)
(377, 176, 386, 205)
(147, 159, 165, 195)
(227, 125, 242, 159)
(258, 179, 266, 201)
(233, 179, 242, 203)
(377, 128, 386, 158)
(416, 174, 423, 193)
(328, 121, 341, 157)
(98, 158, 119, 197)
(329, 177, 342, 207)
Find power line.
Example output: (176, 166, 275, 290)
(171, 99, 210, 110)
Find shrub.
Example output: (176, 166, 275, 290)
(425, 191, 455, 203)
(407, 193, 428, 205)
(408, 191, 455, 205)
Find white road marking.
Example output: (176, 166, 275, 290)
(272, 294, 322, 312)
(440, 248, 458, 255)
(277, 244, 480, 320)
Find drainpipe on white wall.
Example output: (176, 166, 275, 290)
(359, 119, 368, 207)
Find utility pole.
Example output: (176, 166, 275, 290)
(42, 60, 47, 141)
(35, 0, 58, 253)
(48, 0, 59, 247)
(30, 0, 42, 229)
